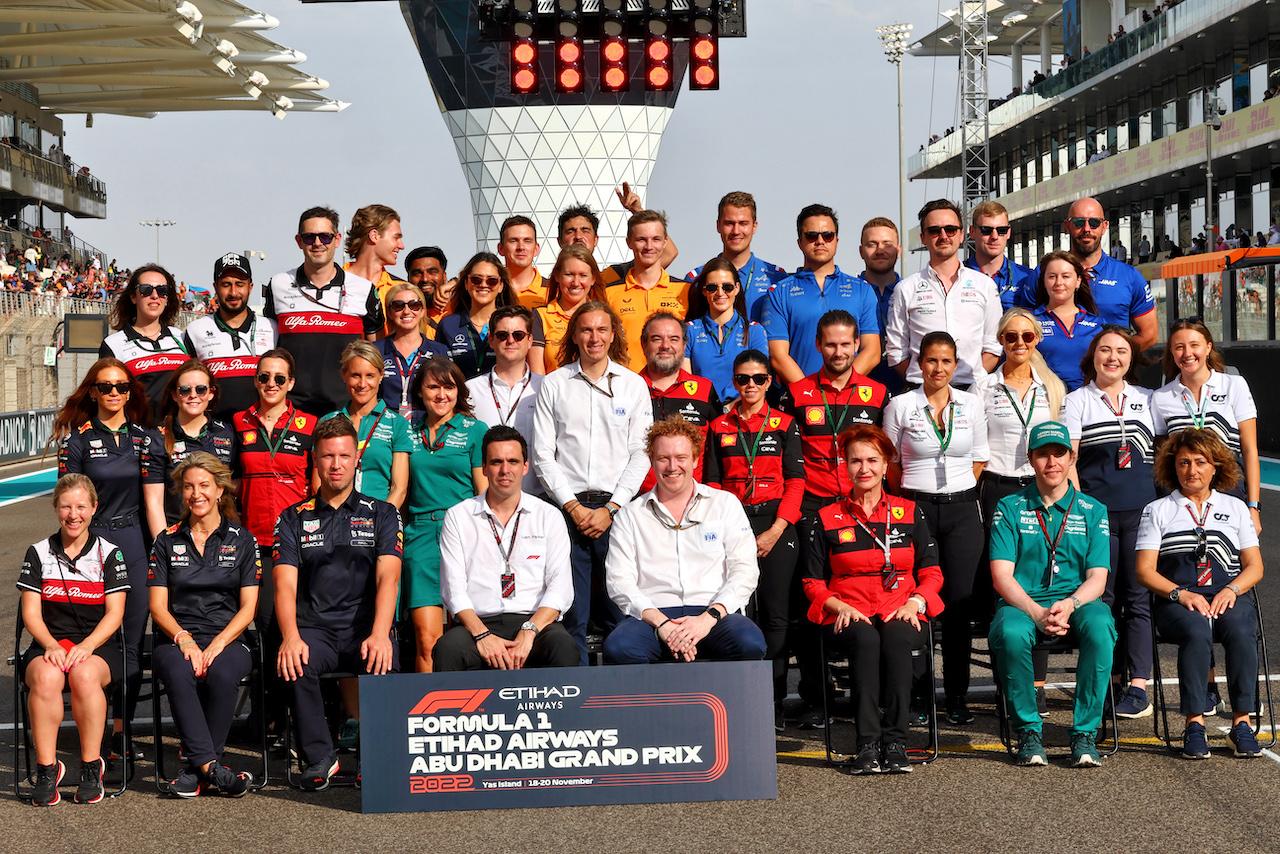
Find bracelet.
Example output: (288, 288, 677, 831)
(174, 630, 192, 644)
(473, 631, 492, 642)
(179, 640, 197, 648)
(653, 618, 672, 638)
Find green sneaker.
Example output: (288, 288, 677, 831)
(337, 718, 359, 752)
(1070, 732, 1101, 768)
(1015, 729, 1047, 766)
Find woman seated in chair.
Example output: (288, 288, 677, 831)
(1136, 428, 1265, 760)
(802, 424, 944, 775)
(17, 473, 127, 806)
(149, 452, 260, 797)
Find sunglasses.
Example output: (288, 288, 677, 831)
(1002, 331, 1036, 345)
(137, 283, 170, 297)
(977, 225, 1011, 236)
(468, 274, 501, 288)
(492, 329, 529, 343)
(299, 232, 338, 246)
(177, 384, 210, 397)
(802, 231, 837, 243)
(925, 224, 962, 236)
(733, 373, 770, 386)
(256, 373, 289, 387)
(93, 381, 130, 395)
(1068, 217, 1105, 229)
(1193, 527, 1207, 563)
(701, 282, 737, 294)
(390, 299, 424, 312)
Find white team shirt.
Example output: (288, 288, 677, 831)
(883, 387, 989, 494)
(1136, 490, 1257, 583)
(971, 367, 1054, 477)
(1149, 370, 1256, 457)
(885, 265, 1002, 385)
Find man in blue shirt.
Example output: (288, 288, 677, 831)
(684, 191, 788, 323)
(965, 200, 1034, 311)
(761, 203, 881, 384)
(856, 216, 904, 393)
(1017, 197, 1157, 351)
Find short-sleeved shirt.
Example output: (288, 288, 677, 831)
(272, 490, 402, 633)
(374, 335, 449, 419)
(233, 402, 316, 546)
(155, 418, 237, 524)
(148, 519, 260, 640)
(99, 325, 189, 419)
(18, 533, 129, 642)
(989, 484, 1111, 606)
(182, 310, 279, 421)
(684, 313, 770, 401)
(781, 371, 888, 499)
(965, 254, 1035, 311)
(883, 387, 989, 494)
(685, 253, 788, 322)
(603, 268, 691, 372)
(1149, 371, 1257, 460)
(1032, 305, 1104, 392)
(1136, 490, 1257, 594)
(405, 412, 486, 517)
(319, 400, 412, 503)
(971, 368, 1054, 477)
(512, 269, 550, 311)
(531, 301, 576, 371)
(1018, 251, 1155, 328)
(434, 312, 495, 380)
(1061, 382, 1158, 512)
(264, 265, 382, 416)
(59, 417, 166, 525)
(761, 266, 880, 377)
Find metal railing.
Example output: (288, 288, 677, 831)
(0, 290, 203, 327)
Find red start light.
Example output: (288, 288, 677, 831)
(514, 68, 537, 91)
(559, 68, 582, 90)
(602, 40, 626, 63)
(647, 66, 670, 88)
(603, 67, 627, 89)
(694, 66, 716, 87)
(693, 38, 716, 61)
(513, 42, 536, 65)
(558, 41, 582, 63)
(647, 40, 670, 62)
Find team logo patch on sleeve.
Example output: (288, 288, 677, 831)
(683, 380, 699, 396)
(891, 506, 905, 521)
(805, 407, 825, 425)
(858, 386, 873, 403)
(720, 434, 736, 446)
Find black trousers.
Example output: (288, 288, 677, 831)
(795, 492, 840, 705)
(915, 496, 985, 701)
(433, 614, 579, 671)
(745, 508, 798, 704)
(824, 618, 921, 746)
(153, 637, 252, 769)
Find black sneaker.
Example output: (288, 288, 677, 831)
(1036, 686, 1049, 717)
(31, 760, 64, 806)
(848, 743, 881, 775)
(106, 732, 142, 770)
(337, 717, 360, 752)
(774, 706, 784, 734)
(796, 705, 827, 730)
(299, 751, 339, 792)
(161, 766, 203, 798)
(945, 697, 974, 725)
(74, 758, 105, 804)
(880, 742, 912, 774)
(909, 696, 929, 727)
(204, 763, 251, 797)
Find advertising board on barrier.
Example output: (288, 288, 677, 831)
(0, 409, 56, 464)
(359, 660, 776, 813)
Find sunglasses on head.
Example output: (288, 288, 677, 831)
(468, 274, 501, 288)
(977, 225, 1011, 236)
(1068, 217, 1104, 229)
(802, 230, 837, 243)
(256, 373, 289, 387)
(701, 282, 737, 294)
(390, 299, 424, 312)
(177, 384, 210, 397)
(733, 373, 770, 386)
(1002, 331, 1036, 345)
(299, 232, 337, 246)
(492, 329, 529, 343)
(94, 381, 130, 395)
(925, 224, 962, 236)
(137, 283, 170, 297)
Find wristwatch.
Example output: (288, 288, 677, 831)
(1247, 500, 1261, 511)
(1169, 588, 1182, 603)
(519, 621, 540, 636)
(913, 596, 927, 615)
(704, 606, 723, 622)
(606, 501, 621, 518)
(1228, 584, 1241, 596)
(1071, 596, 1081, 610)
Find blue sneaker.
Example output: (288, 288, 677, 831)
(1204, 687, 1225, 717)
(1113, 686, 1152, 719)
(1015, 729, 1047, 766)
(1182, 722, 1210, 759)
(1227, 722, 1262, 758)
(1070, 732, 1102, 767)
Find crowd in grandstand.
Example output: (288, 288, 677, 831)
(15, 189, 1268, 805)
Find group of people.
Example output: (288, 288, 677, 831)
(18, 188, 1268, 805)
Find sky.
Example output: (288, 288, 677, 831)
(61, 0, 1042, 292)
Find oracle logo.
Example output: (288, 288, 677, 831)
(282, 314, 351, 330)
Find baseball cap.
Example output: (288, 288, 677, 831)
(1028, 421, 1071, 452)
(214, 252, 252, 280)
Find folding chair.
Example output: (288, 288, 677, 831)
(11, 610, 129, 800)
(1150, 590, 1276, 751)
(994, 631, 1120, 756)
(151, 629, 269, 792)
(819, 619, 939, 767)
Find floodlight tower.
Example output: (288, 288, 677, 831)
(399, 0, 745, 268)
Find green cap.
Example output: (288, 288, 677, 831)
(1028, 421, 1071, 452)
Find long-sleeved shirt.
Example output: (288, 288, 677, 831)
(885, 264, 1002, 385)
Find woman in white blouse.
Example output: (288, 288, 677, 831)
(884, 330, 989, 726)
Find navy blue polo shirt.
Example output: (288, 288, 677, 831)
(1032, 305, 1104, 391)
(154, 418, 237, 525)
(965, 254, 1034, 311)
(148, 518, 260, 640)
(375, 336, 448, 418)
(273, 490, 402, 634)
(59, 416, 166, 524)
(434, 313, 494, 380)
(1061, 382, 1159, 512)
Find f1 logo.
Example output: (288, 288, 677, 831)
(409, 688, 493, 714)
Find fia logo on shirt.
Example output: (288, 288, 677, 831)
(704, 531, 718, 543)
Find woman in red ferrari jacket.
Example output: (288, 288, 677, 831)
(803, 423, 944, 775)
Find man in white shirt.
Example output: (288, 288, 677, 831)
(435, 426, 577, 671)
(603, 417, 765, 664)
(466, 305, 542, 496)
(886, 199, 1002, 388)
(532, 300, 653, 664)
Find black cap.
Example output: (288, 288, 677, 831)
(214, 252, 252, 280)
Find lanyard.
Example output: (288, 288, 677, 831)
(577, 370, 615, 399)
(351, 405, 387, 475)
(215, 312, 258, 354)
(489, 371, 532, 426)
(129, 327, 187, 355)
(251, 403, 293, 461)
(821, 387, 852, 436)
(1184, 501, 1212, 533)
(923, 400, 955, 454)
(1035, 492, 1076, 586)
(1000, 385, 1036, 433)
(704, 313, 739, 356)
(464, 321, 491, 374)
(294, 270, 345, 313)
(849, 500, 895, 574)
(735, 405, 771, 501)
(1180, 388, 1209, 430)
(486, 511, 522, 578)
(1100, 390, 1128, 447)
(423, 418, 454, 454)
(392, 340, 427, 415)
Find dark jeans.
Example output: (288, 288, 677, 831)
(433, 613, 579, 671)
(823, 618, 921, 746)
(1100, 508, 1152, 681)
(603, 606, 767, 664)
(1154, 593, 1258, 716)
(562, 492, 622, 666)
(153, 638, 252, 769)
(744, 507, 798, 704)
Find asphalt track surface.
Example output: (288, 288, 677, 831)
(1, 460, 1278, 854)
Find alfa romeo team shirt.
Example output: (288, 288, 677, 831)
(19, 533, 130, 642)
(99, 325, 189, 418)
(183, 309, 279, 421)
